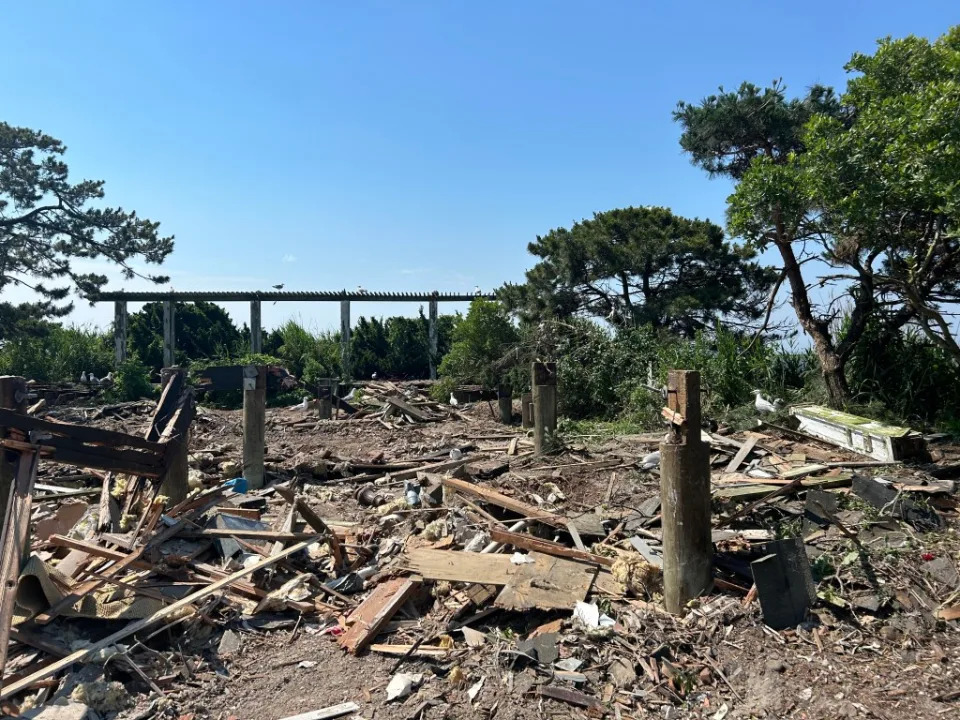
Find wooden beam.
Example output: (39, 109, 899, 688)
(339, 577, 419, 654)
(488, 527, 614, 567)
(725, 436, 758, 473)
(0, 538, 318, 701)
(442, 476, 566, 528)
(0, 408, 164, 453)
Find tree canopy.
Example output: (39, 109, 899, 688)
(0, 122, 173, 338)
(500, 206, 773, 336)
(676, 27, 960, 406)
(129, 301, 244, 370)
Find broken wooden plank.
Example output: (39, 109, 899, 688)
(0, 450, 40, 678)
(494, 553, 596, 611)
(780, 463, 828, 480)
(724, 436, 758, 473)
(442, 477, 566, 528)
(537, 686, 602, 712)
(386, 395, 436, 423)
(368, 644, 450, 659)
(0, 408, 165, 452)
(488, 527, 614, 567)
(404, 549, 513, 584)
(339, 577, 420, 654)
(0, 538, 318, 701)
(180, 528, 319, 541)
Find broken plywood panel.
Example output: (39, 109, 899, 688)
(403, 549, 596, 610)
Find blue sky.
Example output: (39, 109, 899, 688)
(2, 1, 957, 333)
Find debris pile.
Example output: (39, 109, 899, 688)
(2, 384, 959, 719)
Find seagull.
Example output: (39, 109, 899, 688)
(640, 450, 661, 471)
(473, 285, 482, 296)
(272, 283, 284, 290)
(371, 372, 378, 380)
(449, 393, 459, 406)
(356, 285, 367, 295)
(753, 389, 781, 414)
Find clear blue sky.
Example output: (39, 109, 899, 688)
(2, 1, 957, 332)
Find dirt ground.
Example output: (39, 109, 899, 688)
(12, 391, 960, 720)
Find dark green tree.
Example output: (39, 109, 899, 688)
(675, 82, 860, 404)
(500, 206, 772, 337)
(128, 301, 243, 370)
(350, 316, 390, 380)
(438, 299, 518, 389)
(803, 27, 960, 361)
(0, 122, 172, 338)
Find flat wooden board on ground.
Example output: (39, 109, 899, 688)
(339, 577, 419, 654)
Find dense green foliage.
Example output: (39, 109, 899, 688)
(436, 299, 518, 397)
(0, 122, 172, 339)
(0, 325, 113, 382)
(129, 301, 246, 370)
(500, 206, 773, 336)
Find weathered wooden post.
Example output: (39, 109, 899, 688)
(428, 295, 439, 381)
(250, 299, 262, 355)
(242, 365, 266, 489)
(114, 301, 128, 367)
(498, 383, 512, 424)
(340, 298, 352, 380)
(162, 299, 176, 369)
(660, 369, 712, 613)
(317, 378, 336, 420)
(0, 376, 27, 550)
(521, 392, 533, 428)
(531, 362, 557, 453)
(158, 369, 190, 504)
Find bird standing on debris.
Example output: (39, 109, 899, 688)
(640, 450, 660, 471)
(753, 389, 781, 414)
(449, 393, 459, 406)
(372, 372, 378, 380)
(293, 395, 311, 410)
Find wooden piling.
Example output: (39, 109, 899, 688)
(498, 383, 512, 424)
(428, 296, 439, 381)
(317, 378, 336, 420)
(521, 392, 533, 428)
(162, 299, 176, 369)
(340, 299, 352, 380)
(242, 365, 267, 489)
(114, 301, 128, 366)
(659, 369, 712, 613)
(250, 299, 262, 354)
(531, 362, 557, 453)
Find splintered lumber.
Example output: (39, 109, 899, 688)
(0, 538, 318, 701)
(339, 577, 420, 654)
(724, 436, 758, 473)
(403, 549, 596, 610)
(537, 686, 602, 711)
(0, 450, 39, 677)
(441, 477, 566, 528)
(489, 527, 614, 567)
(278, 702, 361, 720)
(369, 643, 450, 659)
(780, 463, 828, 480)
(386, 395, 435, 423)
(180, 528, 318, 542)
(0, 408, 164, 452)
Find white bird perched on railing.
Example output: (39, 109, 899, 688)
(473, 285, 482, 296)
(753, 389, 782, 414)
(640, 450, 661, 471)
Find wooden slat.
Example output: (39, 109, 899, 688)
(0, 538, 318, 701)
(442, 477, 566, 528)
(488, 528, 614, 567)
(338, 578, 419, 654)
(725, 436, 758, 473)
(0, 408, 164, 452)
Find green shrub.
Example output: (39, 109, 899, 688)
(437, 300, 516, 393)
(0, 324, 113, 382)
(110, 357, 155, 401)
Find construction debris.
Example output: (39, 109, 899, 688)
(1, 378, 958, 719)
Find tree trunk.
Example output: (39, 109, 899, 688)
(773, 231, 850, 408)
